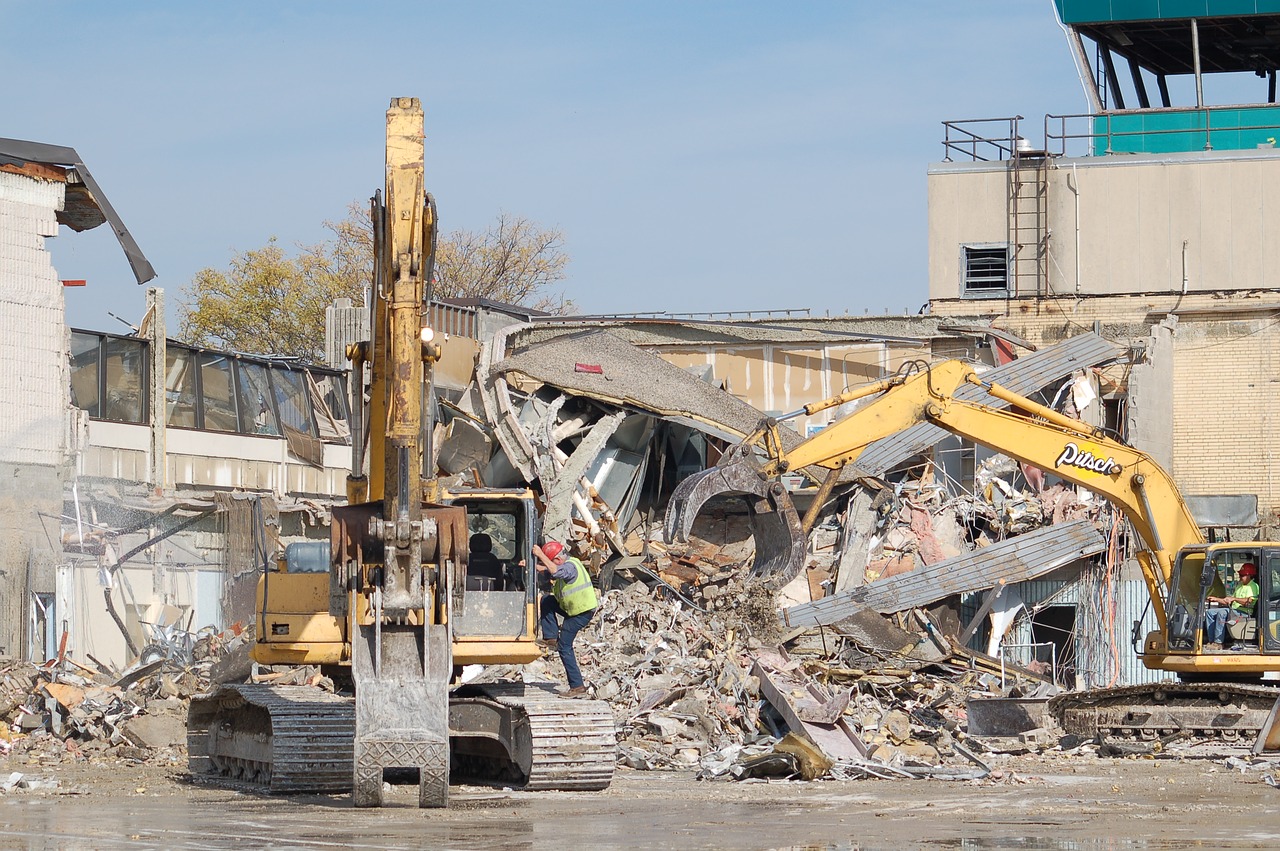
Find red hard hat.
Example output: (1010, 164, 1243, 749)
(1240, 562, 1257, 577)
(542, 541, 564, 559)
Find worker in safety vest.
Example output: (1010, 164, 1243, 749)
(533, 540, 598, 697)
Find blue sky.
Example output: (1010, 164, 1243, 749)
(3, 1, 1096, 330)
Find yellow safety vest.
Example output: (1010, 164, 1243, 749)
(552, 557, 598, 616)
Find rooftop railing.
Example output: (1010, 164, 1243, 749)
(943, 107, 1280, 162)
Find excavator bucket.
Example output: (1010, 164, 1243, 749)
(663, 458, 807, 588)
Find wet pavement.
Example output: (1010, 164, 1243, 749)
(3, 764, 1280, 850)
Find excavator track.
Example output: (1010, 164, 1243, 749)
(187, 684, 355, 793)
(1049, 681, 1280, 742)
(450, 682, 616, 791)
(188, 681, 615, 795)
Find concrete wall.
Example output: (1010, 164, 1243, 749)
(0, 170, 68, 660)
(929, 149, 1280, 301)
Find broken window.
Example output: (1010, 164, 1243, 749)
(961, 244, 1010, 298)
(69, 331, 101, 417)
(70, 331, 148, 424)
(270, 368, 313, 436)
(199, 353, 239, 433)
(165, 348, 198, 428)
(100, 337, 147, 423)
(306, 371, 350, 443)
(236, 362, 279, 436)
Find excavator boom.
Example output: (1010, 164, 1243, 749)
(666, 358, 1202, 626)
(666, 356, 1280, 733)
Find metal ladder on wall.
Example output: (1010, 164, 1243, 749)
(1008, 144, 1049, 299)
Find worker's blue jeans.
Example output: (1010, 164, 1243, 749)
(1205, 606, 1232, 645)
(539, 596, 595, 689)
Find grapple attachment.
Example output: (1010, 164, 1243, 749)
(663, 457, 807, 588)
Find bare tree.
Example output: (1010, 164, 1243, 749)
(179, 207, 572, 361)
(435, 212, 573, 312)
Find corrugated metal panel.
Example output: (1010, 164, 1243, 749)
(856, 332, 1123, 476)
(1116, 578, 1165, 686)
(1002, 574, 1164, 689)
(783, 519, 1106, 627)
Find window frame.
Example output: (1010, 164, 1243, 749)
(69, 330, 150, 424)
(70, 331, 348, 442)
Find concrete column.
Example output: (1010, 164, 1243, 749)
(147, 288, 167, 492)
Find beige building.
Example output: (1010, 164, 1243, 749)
(928, 130, 1280, 532)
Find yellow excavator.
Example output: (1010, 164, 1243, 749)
(666, 358, 1280, 739)
(188, 99, 615, 807)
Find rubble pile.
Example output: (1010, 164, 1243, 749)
(0, 625, 252, 773)
(570, 564, 1058, 783)
(583, 578, 771, 772)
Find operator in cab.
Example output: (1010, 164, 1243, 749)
(1204, 562, 1260, 650)
(533, 541, 598, 697)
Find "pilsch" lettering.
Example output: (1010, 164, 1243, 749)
(1054, 442, 1118, 475)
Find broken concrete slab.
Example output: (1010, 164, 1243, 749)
(966, 697, 1054, 737)
(493, 330, 800, 443)
(751, 651, 866, 762)
(822, 605, 935, 661)
(122, 712, 188, 750)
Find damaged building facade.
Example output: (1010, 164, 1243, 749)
(0, 137, 154, 667)
(0, 137, 358, 672)
(930, 2, 1280, 530)
(417, 310, 1132, 689)
(64, 308, 352, 669)
(923, 3, 1280, 683)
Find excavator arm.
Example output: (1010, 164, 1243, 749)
(665, 358, 1204, 631)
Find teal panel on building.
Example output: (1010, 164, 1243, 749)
(1057, 0, 1280, 23)
(1091, 105, 1280, 153)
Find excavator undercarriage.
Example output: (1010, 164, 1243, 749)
(1050, 682, 1280, 742)
(189, 682, 615, 796)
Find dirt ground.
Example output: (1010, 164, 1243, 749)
(4, 748, 1280, 850)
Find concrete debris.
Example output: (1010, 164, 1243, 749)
(480, 553, 1070, 783)
(2, 772, 60, 793)
(0, 623, 250, 768)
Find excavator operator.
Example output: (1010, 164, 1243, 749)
(1205, 562, 1259, 650)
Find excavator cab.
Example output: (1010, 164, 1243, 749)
(447, 489, 542, 665)
(1164, 543, 1268, 654)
